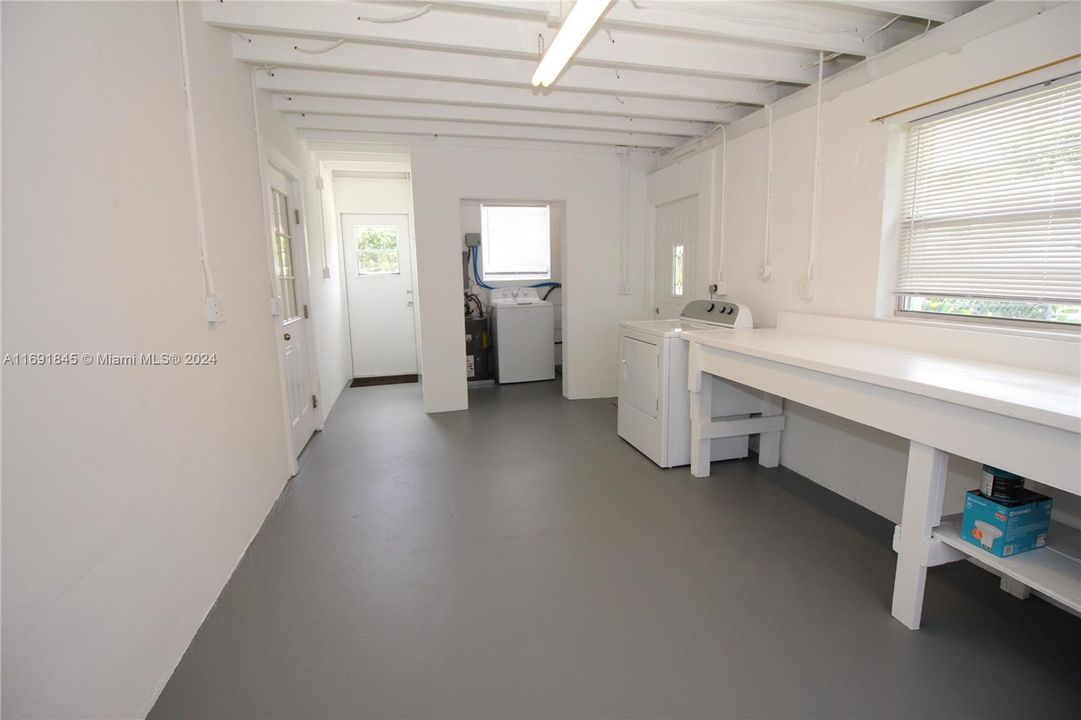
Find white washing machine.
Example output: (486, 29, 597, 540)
(490, 287, 556, 384)
(618, 300, 763, 468)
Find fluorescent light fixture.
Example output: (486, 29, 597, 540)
(531, 0, 614, 88)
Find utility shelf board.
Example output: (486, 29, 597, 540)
(934, 514, 1081, 613)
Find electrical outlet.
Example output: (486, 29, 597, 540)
(800, 278, 815, 301)
(270, 296, 282, 316)
(759, 264, 772, 280)
(205, 294, 224, 323)
(618, 281, 632, 295)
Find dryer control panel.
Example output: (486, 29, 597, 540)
(679, 300, 753, 329)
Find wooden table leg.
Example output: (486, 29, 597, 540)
(892, 441, 949, 630)
(690, 374, 713, 478)
(757, 393, 784, 468)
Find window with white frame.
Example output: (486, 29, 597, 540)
(895, 75, 1081, 326)
(480, 204, 551, 282)
(355, 224, 401, 275)
(671, 244, 684, 297)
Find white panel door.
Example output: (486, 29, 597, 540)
(620, 336, 660, 418)
(654, 195, 697, 319)
(268, 166, 315, 455)
(341, 213, 418, 376)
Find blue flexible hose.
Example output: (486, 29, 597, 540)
(471, 244, 561, 290)
(471, 246, 495, 289)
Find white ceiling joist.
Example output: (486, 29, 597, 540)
(827, 1, 983, 23)
(210, 2, 821, 84)
(431, 0, 922, 56)
(255, 69, 749, 124)
(273, 95, 713, 136)
(249, 56, 782, 108)
(293, 119, 689, 149)
(209, 1, 990, 150)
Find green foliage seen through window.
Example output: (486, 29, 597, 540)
(356, 226, 400, 275)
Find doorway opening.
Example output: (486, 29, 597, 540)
(327, 157, 422, 384)
(460, 199, 566, 395)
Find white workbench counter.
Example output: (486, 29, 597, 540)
(681, 328, 1080, 433)
(682, 323, 1081, 629)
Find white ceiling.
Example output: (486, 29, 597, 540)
(204, 0, 988, 151)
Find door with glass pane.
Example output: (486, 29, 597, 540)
(340, 213, 418, 376)
(268, 165, 315, 455)
(654, 195, 697, 319)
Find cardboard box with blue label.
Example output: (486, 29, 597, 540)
(961, 489, 1052, 558)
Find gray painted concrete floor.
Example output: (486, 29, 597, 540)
(152, 381, 1081, 719)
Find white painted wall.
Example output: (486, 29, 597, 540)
(0, 3, 341, 717)
(460, 200, 565, 365)
(410, 144, 652, 411)
(647, 3, 1081, 525)
(334, 175, 415, 217)
(300, 161, 353, 415)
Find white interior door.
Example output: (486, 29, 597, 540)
(654, 195, 697, 319)
(341, 213, 418, 377)
(269, 165, 315, 455)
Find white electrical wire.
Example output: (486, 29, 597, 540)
(316, 173, 331, 278)
(715, 125, 728, 291)
(250, 67, 278, 309)
(294, 39, 345, 55)
(801, 51, 841, 69)
(175, 0, 216, 299)
(619, 147, 630, 293)
(356, 3, 432, 23)
(807, 50, 825, 287)
(762, 104, 774, 280)
(865, 14, 902, 41)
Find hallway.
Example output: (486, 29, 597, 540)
(151, 382, 1080, 719)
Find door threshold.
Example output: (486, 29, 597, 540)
(350, 374, 419, 388)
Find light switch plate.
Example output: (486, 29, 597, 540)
(205, 294, 224, 323)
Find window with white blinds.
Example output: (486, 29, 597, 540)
(481, 205, 551, 281)
(896, 75, 1081, 325)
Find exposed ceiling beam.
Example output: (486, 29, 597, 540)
(431, 0, 906, 56)
(305, 137, 654, 156)
(207, 1, 820, 84)
(824, 1, 984, 23)
(293, 120, 689, 149)
(236, 35, 783, 106)
(255, 69, 749, 124)
(600, 1, 877, 56)
(273, 95, 713, 136)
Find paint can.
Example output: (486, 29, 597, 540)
(980, 465, 1026, 504)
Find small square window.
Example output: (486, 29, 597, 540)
(356, 225, 401, 275)
(481, 205, 550, 281)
